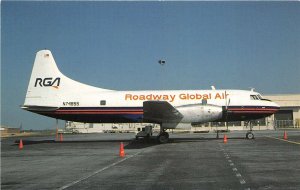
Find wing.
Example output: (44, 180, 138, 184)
(143, 101, 183, 124)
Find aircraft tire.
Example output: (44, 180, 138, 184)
(246, 132, 254, 139)
(157, 132, 169, 144)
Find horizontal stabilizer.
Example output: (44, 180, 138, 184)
(21, 106, 59, 112)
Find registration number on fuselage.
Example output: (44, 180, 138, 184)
(63, 102, 79, 106)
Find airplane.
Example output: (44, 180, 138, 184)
(22, 50, 280, 143)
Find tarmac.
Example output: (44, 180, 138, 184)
(1, 130, 300, 190)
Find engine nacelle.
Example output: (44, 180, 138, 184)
(177, 104, 223, 124)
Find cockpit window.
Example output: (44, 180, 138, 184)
(250, 95, 260, 100)
(250, 95, 256, 100)
(251, 94, 272, 101)
(257, 94, 263, 100)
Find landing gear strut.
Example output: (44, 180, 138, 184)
(245, 121, 255, 139)
(157, 129, 169, 143)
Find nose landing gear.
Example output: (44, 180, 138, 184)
(245, 121, 255, 139)
(246, 131, 255, 139)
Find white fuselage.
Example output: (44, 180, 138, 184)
(22, 50, 280, 128)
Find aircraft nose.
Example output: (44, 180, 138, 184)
(274, 102, 280, 108)
(272, 102, 280, 113)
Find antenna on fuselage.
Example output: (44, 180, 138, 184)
(249, 87, 255, 92)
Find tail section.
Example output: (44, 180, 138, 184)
(23, 50, 110, 108)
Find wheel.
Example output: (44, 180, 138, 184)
(164, 132, 169, 138)
(157, 133, 169, 143)
(246, 132, 254, 139)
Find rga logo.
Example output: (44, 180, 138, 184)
(34, 77, 60, 88)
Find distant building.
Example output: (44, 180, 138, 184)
(65, 122, 160, 133)
(0, 125, 21, 137)
(265, 94, 300, 128)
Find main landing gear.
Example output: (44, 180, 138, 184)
(135, 125, 169, 143)
(157, 129, 169, 144)
(245, 121, 255, 139)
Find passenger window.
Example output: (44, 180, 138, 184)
(100, 100, 106, 105)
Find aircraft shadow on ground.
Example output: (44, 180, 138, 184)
(13, 138, 160, 149)
(13, 136, 247, 147)
(125, 136, 248, 149)
(160, 137, 247, 145)
(14, 139, 56, 145)
(125, 139, 160, 149)
(13, 139, 133, 145)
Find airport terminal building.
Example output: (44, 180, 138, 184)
(265, 94, 300, 128)
(65, 94, 300, 133)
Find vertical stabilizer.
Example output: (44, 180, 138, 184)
(24, 50, 63, 107)
(23, 50, 110, 108)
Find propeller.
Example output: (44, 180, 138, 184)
(224, 91, 231, 131)
(216, 91, 231, 137)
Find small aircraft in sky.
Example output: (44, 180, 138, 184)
(22, 50, 280, 143)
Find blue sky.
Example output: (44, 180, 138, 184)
(1, 1, 300, 130)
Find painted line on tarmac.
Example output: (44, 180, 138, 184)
(219, 144, 249, 187)
(265, 136, 300, 145)
(58, 151, 141, 190)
